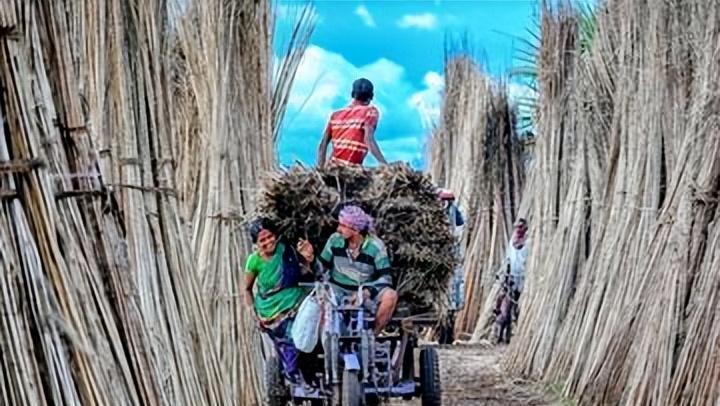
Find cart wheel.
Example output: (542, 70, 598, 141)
(341, 370, 363, 406)
(264, 356, 289, 406)
(365, 394, 380, 406)
(419, 348, 441, 406)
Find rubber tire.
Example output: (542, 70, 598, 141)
(365, 394, 380, 406)
(419, 348, 441, 406)
(341, 370, 364, 406)
(264, 357, 289, 406)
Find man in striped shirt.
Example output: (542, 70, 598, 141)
(317, 78, 388, 167)
(318, 205, 398, 334)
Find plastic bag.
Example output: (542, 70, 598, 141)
(291, 289, 321, 353)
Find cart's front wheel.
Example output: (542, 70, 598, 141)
(420, 348, 441, 406)
(341, 370, 363, 406)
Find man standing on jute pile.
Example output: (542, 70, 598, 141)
(317, 78, 388, 167)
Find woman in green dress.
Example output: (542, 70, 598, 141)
(244, 218, 315, 383)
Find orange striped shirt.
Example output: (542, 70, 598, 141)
(325, 100, 379, 165)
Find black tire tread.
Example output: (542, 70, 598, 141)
(419, 348, 441, 406)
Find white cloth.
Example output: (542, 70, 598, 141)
(291, 289, 322, 353)
(445, 202, 464, 234)
(506, 239, 530, 292)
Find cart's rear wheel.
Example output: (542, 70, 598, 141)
(419, 348, 441, 406)
(341, 370, 363, 406)
(365, 394, 380, 406)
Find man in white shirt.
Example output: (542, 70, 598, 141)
(507, 218, 529, 293)
(495, 218, 529, 320)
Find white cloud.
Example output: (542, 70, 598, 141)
(424, 71, 444, 88)
(354, 5, 376, 28)
(408, 71, 444, 131)
(397, 13, 438, 30)
(284, 46, 407, 125)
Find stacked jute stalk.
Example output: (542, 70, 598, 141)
(1, 1, 157, 404)
(428, 55, 524, 336)
(1, 0, 312, 405)
(503, 1, 720, 405)
(86, 0, 244, 402)
(177, 1, 272, 403)
(469, 5, 585, 343)
(257, 163, 458, 315)
(175, 1, 315, 404)
(175, 1, 314, 404)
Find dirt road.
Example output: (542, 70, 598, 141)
(396, 343, 560, 406)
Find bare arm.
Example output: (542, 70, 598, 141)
(364, 124, 387, 165)
(243, 273, 256, 309)
(296, 239, 316, 275)
(317, 127, 331, 167)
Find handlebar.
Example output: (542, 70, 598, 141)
(298, 280, 369, 309)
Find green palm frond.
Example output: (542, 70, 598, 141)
(578, 2, 597, 55)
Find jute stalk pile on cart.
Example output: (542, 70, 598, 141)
(257, 163, 459, 315)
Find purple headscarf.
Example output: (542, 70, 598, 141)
(338, 205, 374, 233)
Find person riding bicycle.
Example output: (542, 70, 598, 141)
(317, 205, 398, 334)
(494, 218, 529, 320)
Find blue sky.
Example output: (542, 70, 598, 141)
(274, 1, 540, 168)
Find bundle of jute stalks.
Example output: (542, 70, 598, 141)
(501, 2, 720, 405)
(258, 163, 458, 314)
(428, 54, 525, 337)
